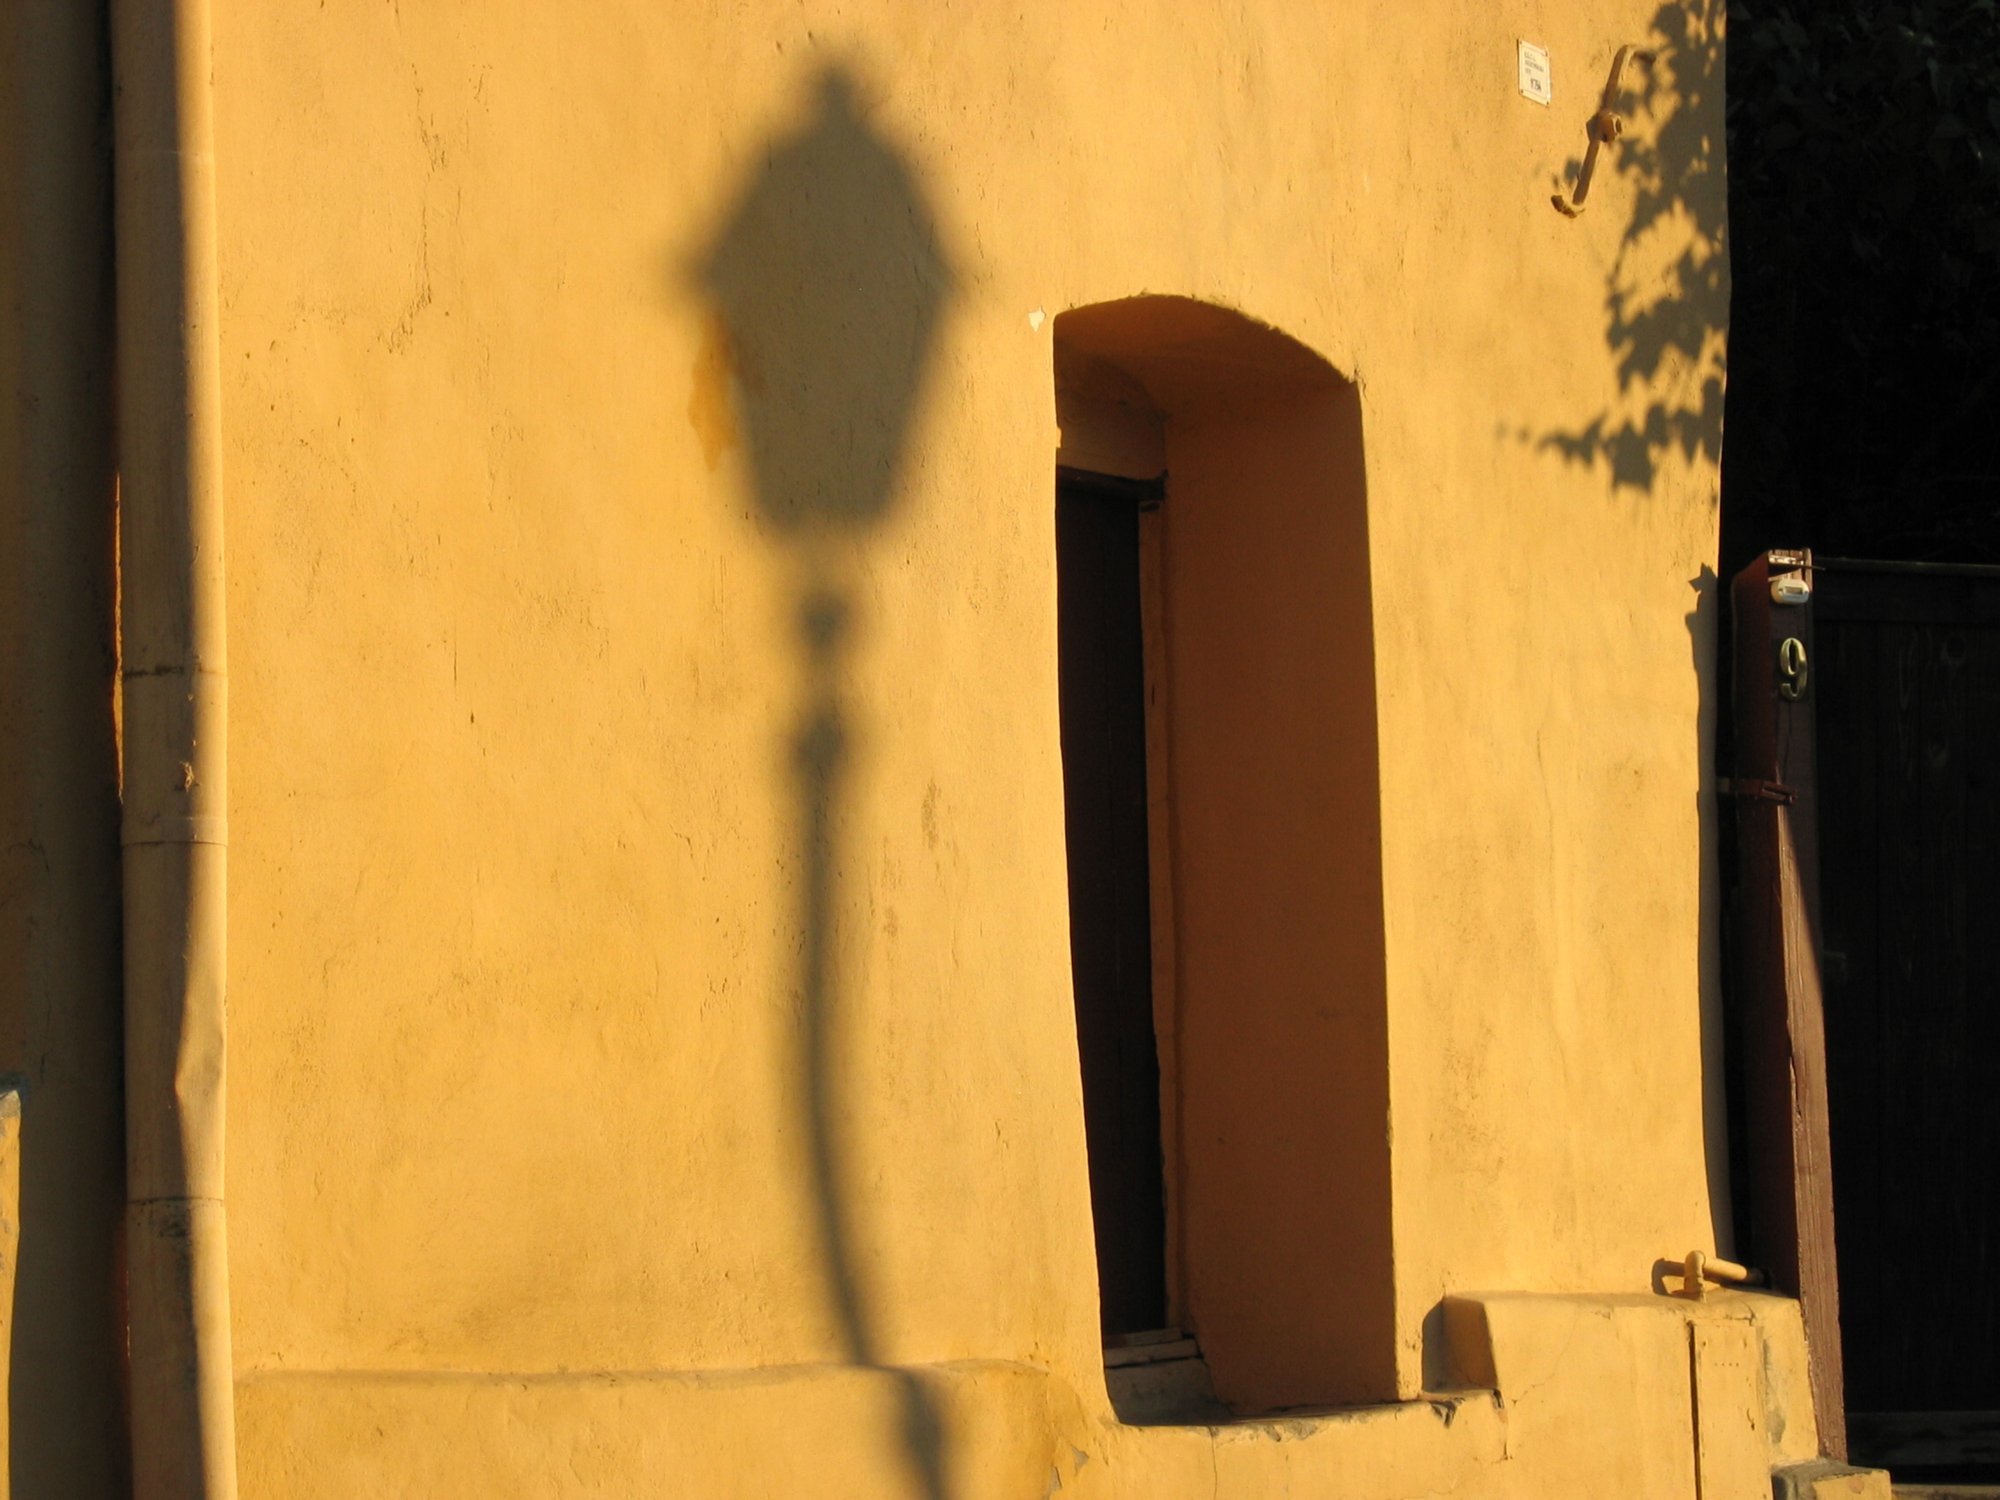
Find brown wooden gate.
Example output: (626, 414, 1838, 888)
(1731, 551, 2000, 1478)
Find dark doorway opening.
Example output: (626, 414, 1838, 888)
(1056, 465, 1168, 1340)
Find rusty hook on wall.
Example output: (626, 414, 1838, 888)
(1552, 43, 1656, 218)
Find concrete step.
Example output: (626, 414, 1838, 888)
(1775, 1461, 1894, 1500)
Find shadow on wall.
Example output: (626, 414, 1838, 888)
(1532, 1, 1728, 494)
(1530, 2, 1736, 1257)
(0, 4, 129, 1495)
(689, 63, 956, 1500)
(1685, 562, 1729, 1259)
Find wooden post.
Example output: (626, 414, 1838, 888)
(1728, 549, 1847, 1460)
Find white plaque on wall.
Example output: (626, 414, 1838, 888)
(1518, 41, 1553, 105)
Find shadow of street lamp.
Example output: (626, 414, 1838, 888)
(693, 61, 956, 1500)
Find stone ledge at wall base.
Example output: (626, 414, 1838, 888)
(225, 1290, 1841, 1500)
(1774, 1459, 1894, 1500)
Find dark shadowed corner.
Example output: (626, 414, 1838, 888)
(1685, 562, 1732, 1257)
(688, 59, 958, 1500)
(0, 3, 130, 1495)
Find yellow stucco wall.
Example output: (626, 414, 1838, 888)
(7, 0, 1750, 1493)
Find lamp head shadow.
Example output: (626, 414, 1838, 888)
(691, 64, 954, 546)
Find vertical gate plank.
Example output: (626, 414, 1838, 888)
(1879, 623, 1925, 1414)
(1818, 619, 1882, 1413)
(1913, 624, 1966, 1403)
(1962, 627, 2000, 1409)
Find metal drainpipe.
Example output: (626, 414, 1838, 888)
(111, 0, 239, 1495)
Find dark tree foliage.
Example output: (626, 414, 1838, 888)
(1723, 0, 2000, 568)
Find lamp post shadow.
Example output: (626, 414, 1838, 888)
(691, 62, 956, 1500)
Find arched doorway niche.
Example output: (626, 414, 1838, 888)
(1052, 296, 1395, 1414)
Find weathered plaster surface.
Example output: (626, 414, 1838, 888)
(9, 0, 1741, 1493)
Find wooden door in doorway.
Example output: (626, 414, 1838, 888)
(1056, 466, 1169, 1339)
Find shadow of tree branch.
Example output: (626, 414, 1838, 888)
(1532, 2, 1729, 495)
